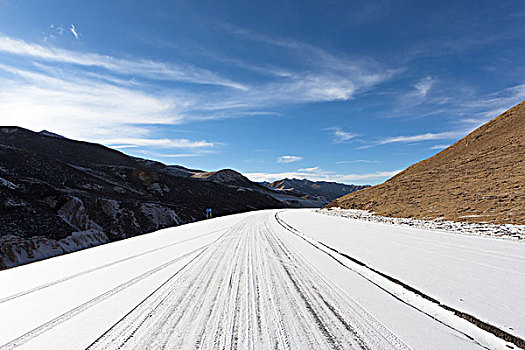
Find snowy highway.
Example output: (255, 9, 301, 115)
(0, 209, 523, 349)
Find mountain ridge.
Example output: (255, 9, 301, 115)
(0, 127, 286, 268)
(0, 126, 349, 268)
(261, 178, 369, 204)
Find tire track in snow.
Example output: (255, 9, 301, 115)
(263, 219, 409, 350)
(86, 222, 249, 350)
(0, 237, 221, 350)
(88, 213, 410, 350)
(274, 211, 523, 350)
(0, 228, 227, 305)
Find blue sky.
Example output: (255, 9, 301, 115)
(0, 0, 524, 184)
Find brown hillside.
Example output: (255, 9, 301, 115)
(328, 100, 525, 224)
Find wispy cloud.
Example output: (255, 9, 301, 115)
(50, 24, 65, 34)
(356, 129, 466, 149)
(0, 35, 247, 89)
(377, 131, 463, 145)
(245, 168, 401, 183)
(0, 31, 400, 140)
(0, 63, 186, 142)
(414, 76, 434, 97)
(297, 167, 319, 172)
(69, 24, 79, 39)
(43, 24, 65, 41)
(459, 84, 525, 120)
(429, 144, 450, 150)
(277, 155, 303, 163)
(102, 138, 215, 149)
(0, 32, 393, 156)
(336, 160, 380, 164)
(221, 25, 398, 102)
(396, 76, 435, 107)
(132, 150, 206, 158)
(0, 34, 262, 148)
(325, 127, 359, 143)
(364, 82, 525, 149)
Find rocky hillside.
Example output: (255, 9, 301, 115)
(328, 101, 525, 224)
(0, 127, 285, 269)
(262, 178, 369, 204)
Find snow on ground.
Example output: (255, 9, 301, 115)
(0, 209, 521, 349)
(320, 208, 525, 240)
(88, 213, 409, 350)
(0, 212, 253, 349)
(281, 209, 525, 342)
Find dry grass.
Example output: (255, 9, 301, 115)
(328, 100, 525, 225)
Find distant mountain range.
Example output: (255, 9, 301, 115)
(261, 178, 369, 204)
(329, 100, 525, 225)
(0, 127, 366, 268)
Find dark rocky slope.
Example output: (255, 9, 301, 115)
(0, 127, 284, 269)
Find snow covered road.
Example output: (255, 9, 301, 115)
(280, 209, 525, 344)
(0, 209, 521, 349)
(88, 213, 406, 350)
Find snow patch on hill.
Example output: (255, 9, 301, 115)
(319, 208, 525, 240)
(0, 230, 109, 269)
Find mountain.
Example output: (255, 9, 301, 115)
(0, 127, 292, 269)
(190, 170, 328, 207)
(191, 169, 256, 187)
(39, 130, 66, 138)
(328, 100, 525, 224)
(261, 178, 369, 204)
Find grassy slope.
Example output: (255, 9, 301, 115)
(328, 100, 525, 224)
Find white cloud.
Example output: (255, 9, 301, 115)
(334, 130, 357, 142)
(0, 32, 399, 137)
(395, 76, 435, 107)
(245, 169, 401, 183)
(43, 24, 65, 41)
(377, 131, 462, 145)
(414, 76, 434, 97)
(102, 138, 215, 149)
(326, 127, 358, 143)
(297, 167, 319, 172)
(0, 63, 187, 142)
(365, 82, 525, 150)
(429, 144, 450, 150)
(0, 35, 247, 89)
(277, 155, 303, 163)
(131, 150, 204, 158)
(0, 31, 402, 139)
(270, 74, 358, 102)
(69, 24, 79, 39)
(221, 25, 397, 102)
(461, 84, 525, 119)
